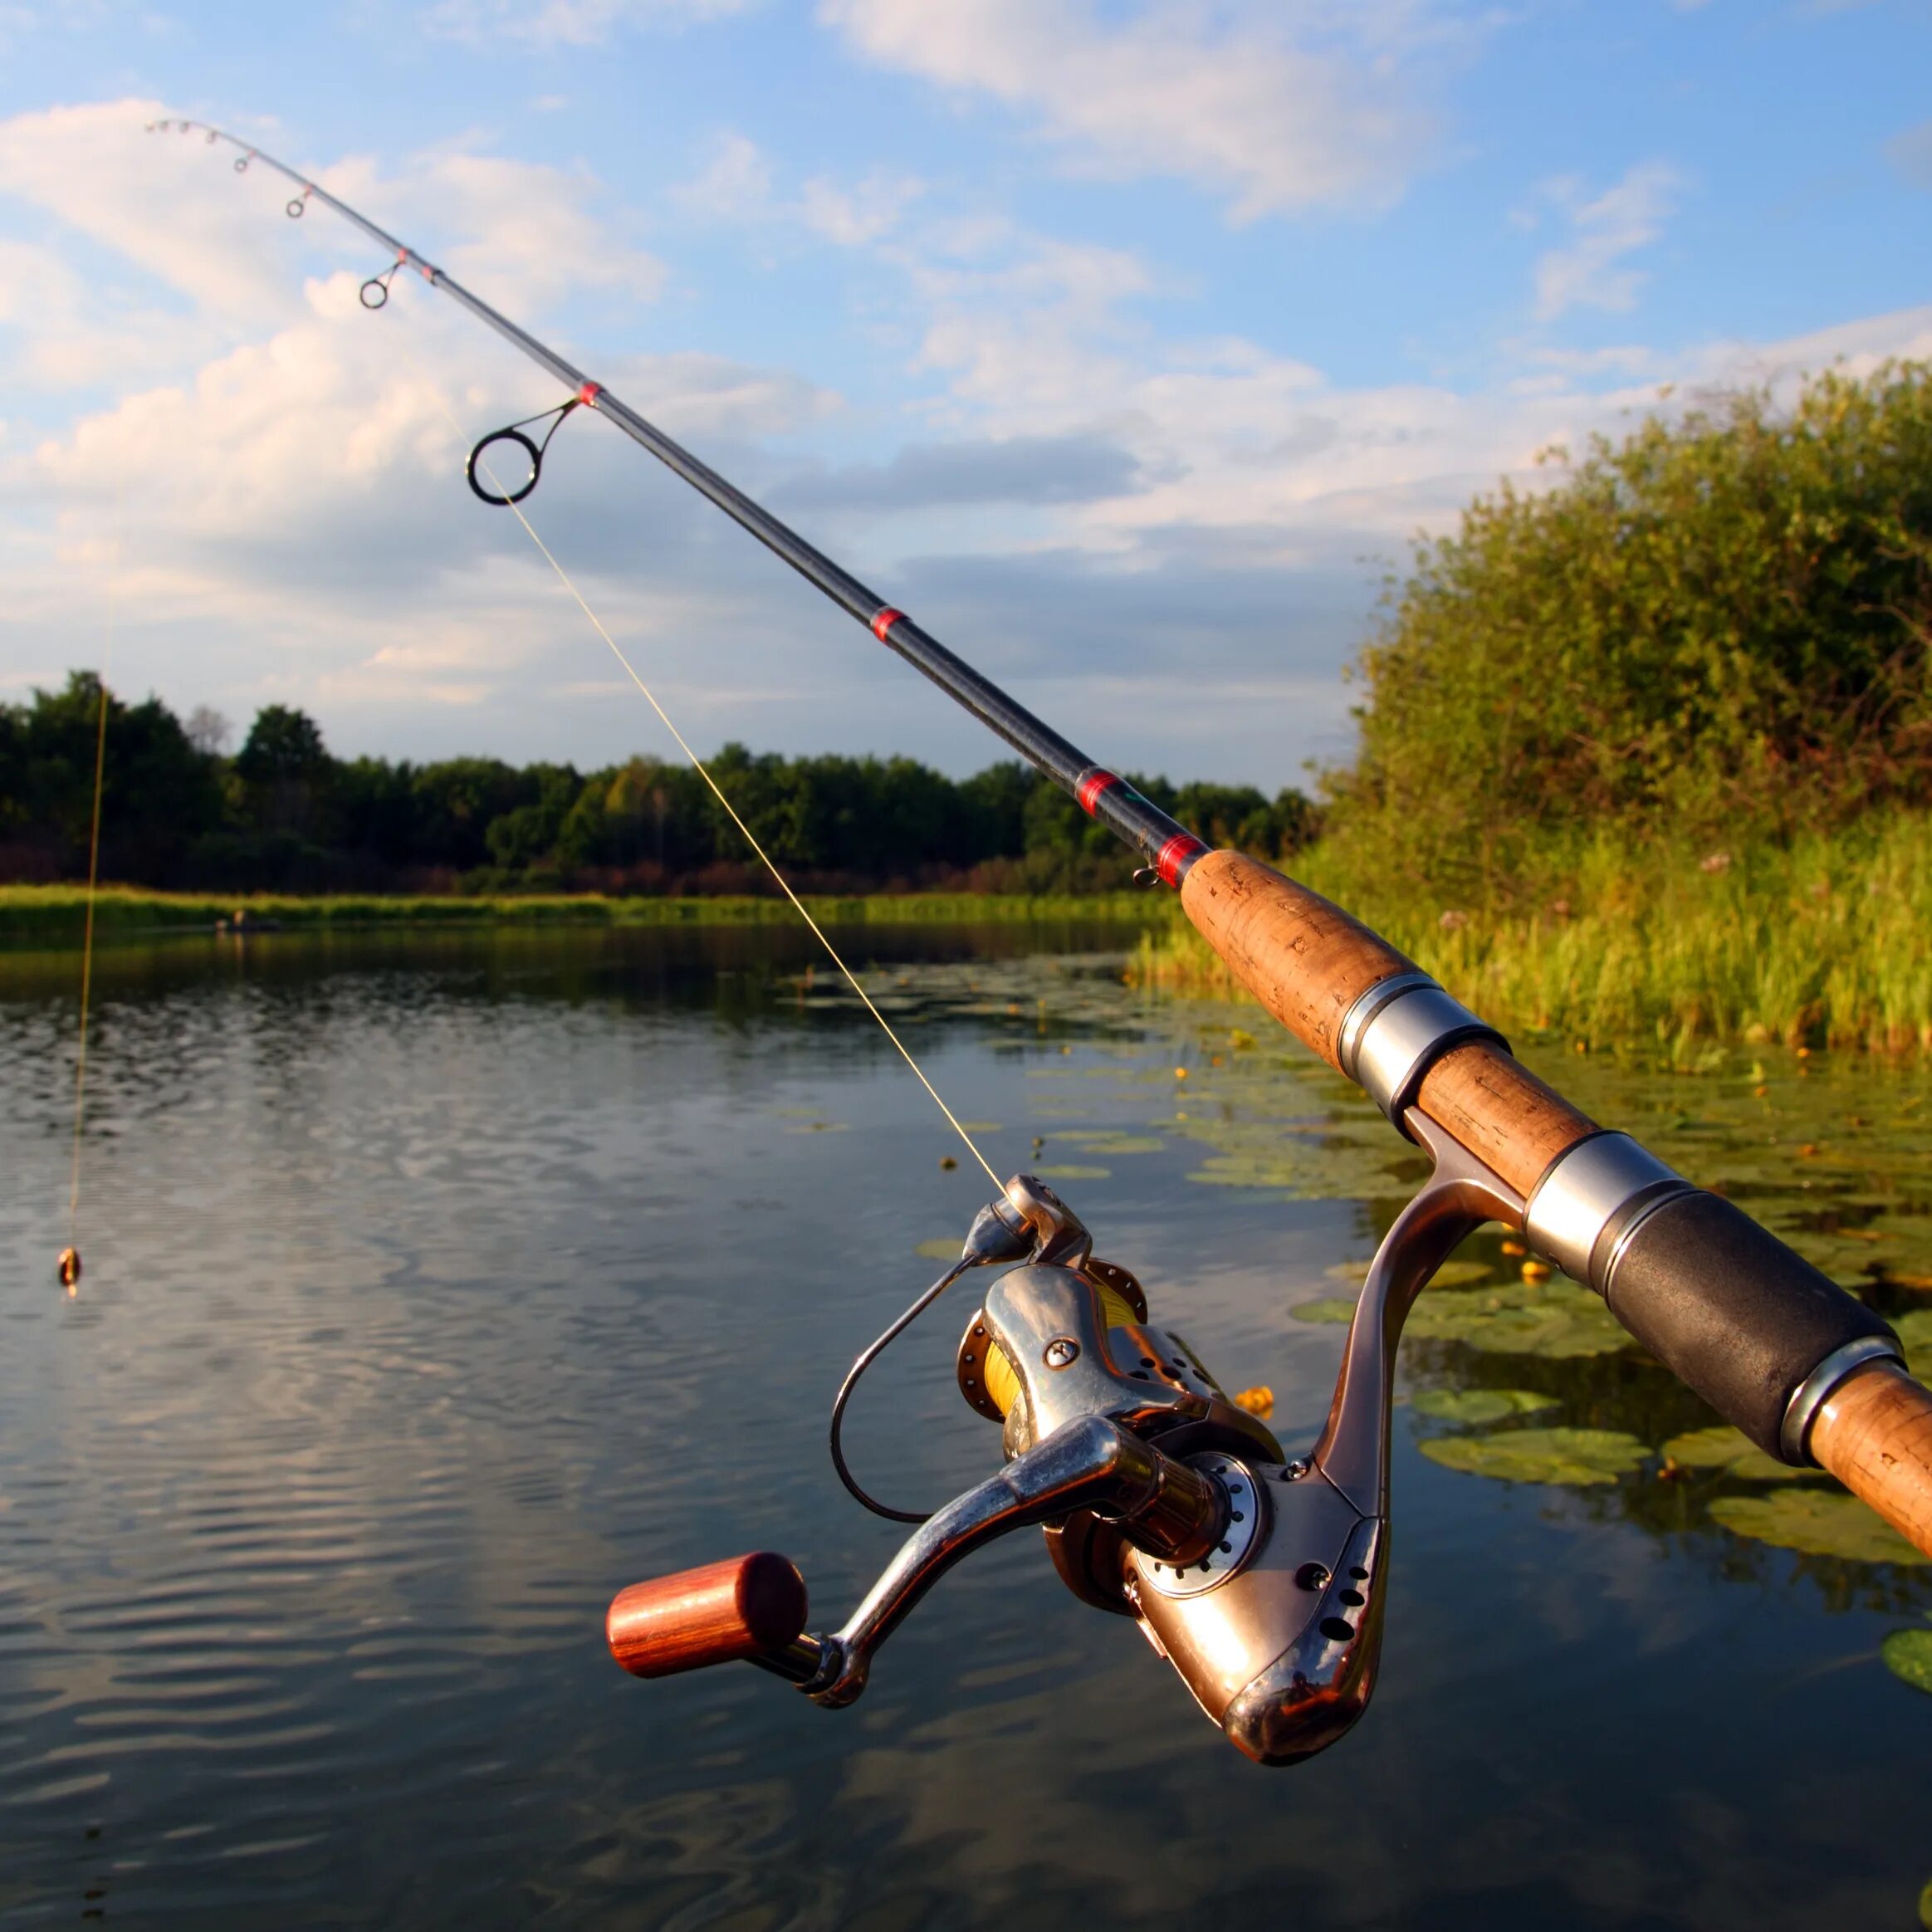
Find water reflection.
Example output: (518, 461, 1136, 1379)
(1, 926, 1929, 1928)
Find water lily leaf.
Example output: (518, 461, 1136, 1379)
(1032, 1164, 1111, 1181)
(1920, 1875, 1932, 1932)
(1291, 1297, 1359, 1325)
(1709, 1491, 1929, 1566)
(1893, 1309, 1932, 1378)
(1661, 1424, 1758, 1468)
(1429, 1261, 1497, 1288)
(1064, 1135, 1164, 1155)
(1881, 1627, 1932, 1695)
(1404, 1278, 1631, 1358)
(1660, 1425, 1823, 1483)
(1325, 1261, 1371, 1283)
(1420, 1427, 1648, 1487)
(914, 1238, 961, 1261)
(1412, 1388, 1558, 1424)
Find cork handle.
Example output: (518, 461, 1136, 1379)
(607, 1552, 809, 1679)
(1811, 1365, 1932, 1561)
(1180, 852, 1596, 1196)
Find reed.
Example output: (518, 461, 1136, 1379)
(1133, 811, 1932, 1055)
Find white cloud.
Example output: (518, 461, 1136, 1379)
(1531, 161, 1683, 321)
(819, 0, 1445, 222)
(669, 133, 775, 223)
(799, 169, 924, 247)
(669, 131, 923, 249)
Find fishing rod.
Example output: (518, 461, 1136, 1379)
(163, 118, 1932, 1764)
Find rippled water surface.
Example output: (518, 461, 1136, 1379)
(2, 924, 1930, 1929)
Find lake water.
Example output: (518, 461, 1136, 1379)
(2, 923, 1929, 1929)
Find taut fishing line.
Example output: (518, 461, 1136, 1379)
(463, 423, 1002, 1190)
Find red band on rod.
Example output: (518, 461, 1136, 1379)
(578, 382, 604, 407)
(1156, 834, 1207, 888)
(1076, 770, 1119, 815)
(870, 608, 904, 642)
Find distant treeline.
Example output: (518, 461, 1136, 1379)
(0, 674, 1318, 895)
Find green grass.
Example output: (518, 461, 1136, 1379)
(1132, 810, 1932, 1054)
(0, 883, 1162, 939)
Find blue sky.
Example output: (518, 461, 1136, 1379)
(2, 1, 1929, 788)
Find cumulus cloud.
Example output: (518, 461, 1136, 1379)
(1529, 162, 1683, 321)
(819, 0, 1444, 222)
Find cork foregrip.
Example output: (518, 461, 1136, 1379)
(1180, 852, 1596, 1199)
(1180, 851, 1413, 1069)
(1812, 1365, 1932, 1561)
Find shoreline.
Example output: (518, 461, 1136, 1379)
(0, 883, 1169, 940)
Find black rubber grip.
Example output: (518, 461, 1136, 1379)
(1604, 1191, 1898, 1459)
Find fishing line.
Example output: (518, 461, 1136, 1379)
(60, 521, 120, 1292)
(397, 326, 1001, 1188)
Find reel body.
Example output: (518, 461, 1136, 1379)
(609, 1143, 1517, 1766)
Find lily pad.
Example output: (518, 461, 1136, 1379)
(1709, 1491, 1929, 1566)
(1403, 1278, 1631, 1359)
(1660, 1425, 1822, 1484)
(1894, 1309, 1932, 1379)
(1881, 1626, 1932, 1695)
(1032, 1164, 1111, 1181)
(1420, 1427, 1649, 1487)
(914, 1238, 962, 1261)
(1064, 1135, 1165, 1156)
(1429, 1260, 1496, 1289)
(1412, 1388, 1558, 1425)
(1291, 1297, 1360, 1325)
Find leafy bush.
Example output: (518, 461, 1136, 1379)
(1330, 361, 1932, 906)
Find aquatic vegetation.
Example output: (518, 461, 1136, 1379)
(1032, 1164, 1112, 1181)
(1420, 1427, 1649, 1486)
(1660, 1425, 1825, 1484)
(1709, 1491, 1930, 1566)
(1132, 810, 1932, 1054)
(1881, 1621, 1932, 1695)
(1411, 1388, 1558, 1424)
(1403, 1279, 1631, 1358)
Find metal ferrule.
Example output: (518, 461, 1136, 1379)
(1524, 1132, 1687, 1289)
(1779, 1334, 1907, 1466)
(1333, 971, 1435, 1084)
(1339, 980, 1507, 1125)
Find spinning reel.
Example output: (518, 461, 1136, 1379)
(607, 1110, 1517, 1765)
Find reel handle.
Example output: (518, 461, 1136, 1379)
(607, 1552, 809, 1679)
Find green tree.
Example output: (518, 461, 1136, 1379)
(236, 703, 333, 837)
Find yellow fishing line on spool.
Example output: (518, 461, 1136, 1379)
(981, 1282, 1141, 1418)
